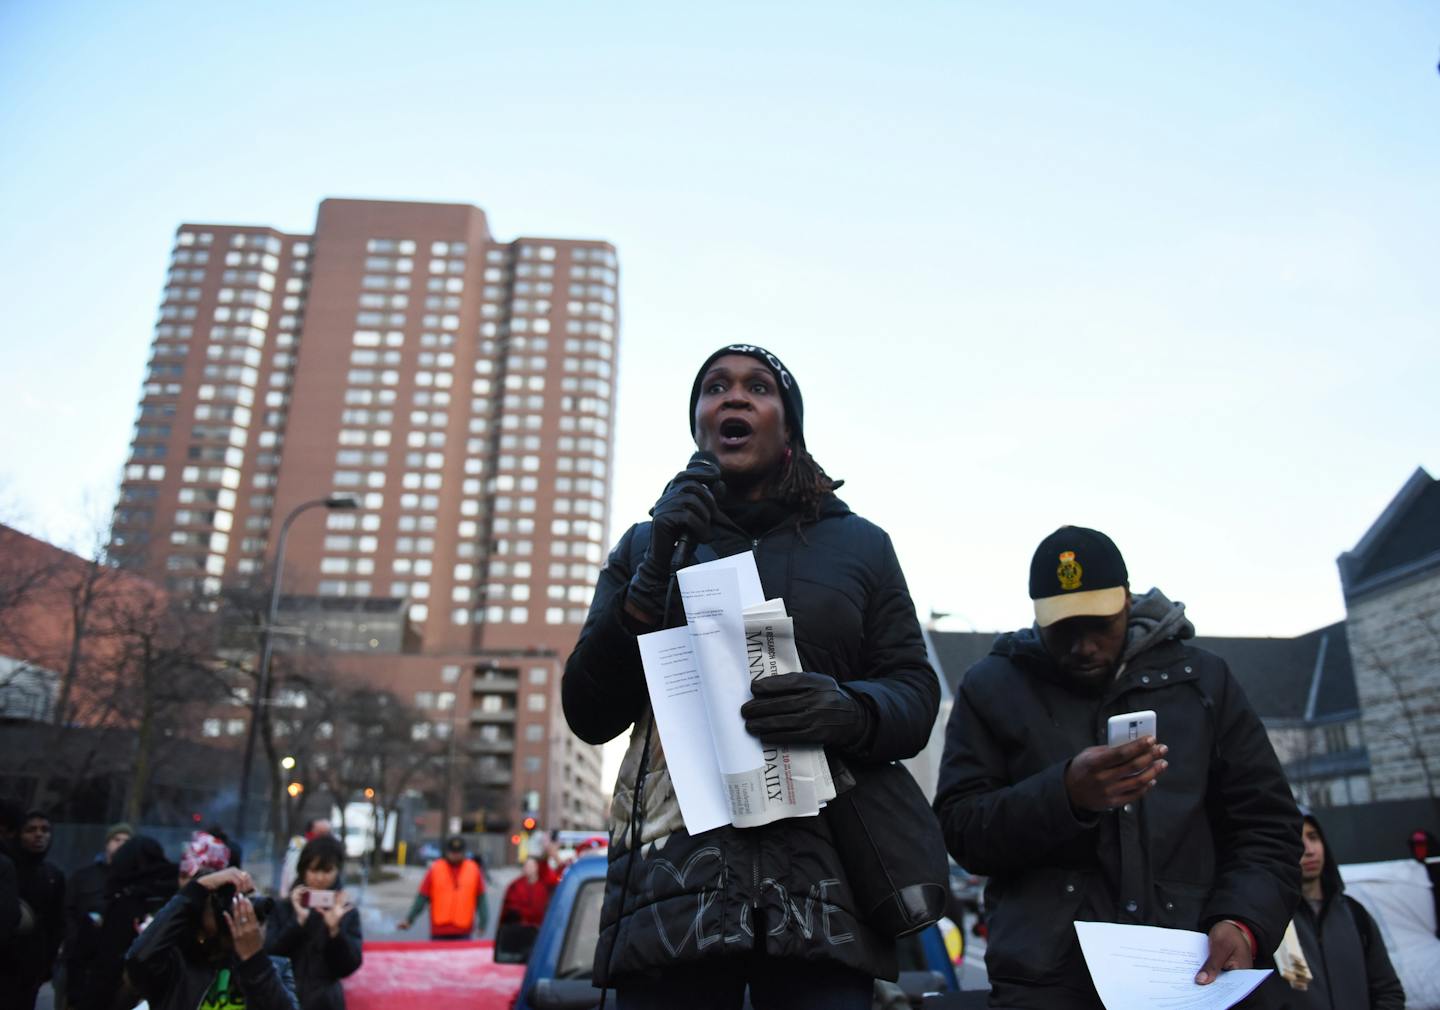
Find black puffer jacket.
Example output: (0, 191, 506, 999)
(1, 844, 65, 992)
(1272, 813, 1404, 1010)
(125, 880, 299, 1010)
(76, 836, 178, 1010)
(264, 896, 363, 1010)
(934, 591, 1302, 1009)
(563, 495, 940, 985)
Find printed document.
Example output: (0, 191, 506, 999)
(638, 551, 834, 835)
(1075, 921, 1272, 1010)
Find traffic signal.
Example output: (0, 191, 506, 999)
(522, 816, 537, 832)
(510, 834, 521, 845)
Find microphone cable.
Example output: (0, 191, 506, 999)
(597, 573, 676, 1010)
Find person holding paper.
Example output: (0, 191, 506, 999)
(562, 345, 940, 1009)
(933, 526, 1302, 1009)
(1267, 808, 1404, 1009)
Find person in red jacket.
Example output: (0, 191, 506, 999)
(499, 856, 559, 928)
(397, 837, 487, 939)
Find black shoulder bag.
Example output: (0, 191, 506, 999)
(824, 757, 950, 938)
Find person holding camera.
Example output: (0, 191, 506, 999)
(124, 866, 298, 1010)
(562, 346, 940, 1008)
(264, 836, 362, 1010)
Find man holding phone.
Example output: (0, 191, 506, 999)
(934, 526, 1302, 1009)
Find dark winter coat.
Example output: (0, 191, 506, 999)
(74, 835, 178, 1010)
(62, 857, 110, 1002)
(264, 897, 363, 1010)
(563, 495, 940, 985)
(0, 845, 65, 992)
(1279, 815, 1404, 1010)
(0, 849, 17, 945)
(933, 592, 1303, 1009)
(124, 880, 299, 1010)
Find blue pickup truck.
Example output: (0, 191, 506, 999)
(500, 850, 968, 1010)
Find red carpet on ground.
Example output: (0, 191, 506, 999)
(344, 940, 527, 1010)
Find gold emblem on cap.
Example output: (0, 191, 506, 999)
(1057, 550, 1083, 591)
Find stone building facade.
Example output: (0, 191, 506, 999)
(1338, 467, 1440, 806)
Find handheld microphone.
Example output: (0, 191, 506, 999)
(670, 450, 724, 570)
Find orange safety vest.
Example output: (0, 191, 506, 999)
(423, 858, 484, 933)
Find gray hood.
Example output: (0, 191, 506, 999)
(1122, 587, 1194, 663)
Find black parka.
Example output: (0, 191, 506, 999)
(264, 897, 363, 1010)
(563, 495, 940, 985)
(0, 845, 64, 996)
(125, 880, 299, 1010)
(934, 600, 1302, 1009)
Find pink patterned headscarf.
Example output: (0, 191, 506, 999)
(179, 831, 231, 879)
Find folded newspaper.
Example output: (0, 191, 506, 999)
(636, 551, 835, 834)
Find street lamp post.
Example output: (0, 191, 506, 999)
(439, 665, 468, 840)
(234, 495, 358, 844)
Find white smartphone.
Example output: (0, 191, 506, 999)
(1107, 710, 1157, 748)
(301, 889, 336, 909)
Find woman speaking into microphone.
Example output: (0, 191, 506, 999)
(562, 345, 939, 1009)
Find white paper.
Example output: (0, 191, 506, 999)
(742, 607, 835, 806)
(677, 551, 766, 610)
(636, 626, 732, 835)
(1074, 921, 1272, 1010)
(639, 551, 832, 834)
(679, 566, 765, 777)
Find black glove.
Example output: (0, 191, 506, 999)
(625, 458, 722, 622)
(740, 671, 873, 749)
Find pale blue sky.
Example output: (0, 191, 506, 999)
(2, 1, 1437, 637)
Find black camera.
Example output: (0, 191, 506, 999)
(208, 883, 274, 933)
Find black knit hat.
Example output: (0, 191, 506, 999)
(688, 345, 805, 447)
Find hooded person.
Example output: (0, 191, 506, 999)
(562, 346, 940, 1009)
(934, 526, 1303, 1009)
(1261, 809, 1405, 1009)
(73, 835, 179, 1010)
(61, 822, 133, 1004)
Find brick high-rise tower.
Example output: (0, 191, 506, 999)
(111, 198, 617, 833)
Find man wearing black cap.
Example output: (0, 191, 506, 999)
(934, 526, 1302, 1009)
(397, 836, 487, 939)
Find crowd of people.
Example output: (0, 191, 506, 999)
(0, 803, 572, 1010)
(0, 811, 367, 1010)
